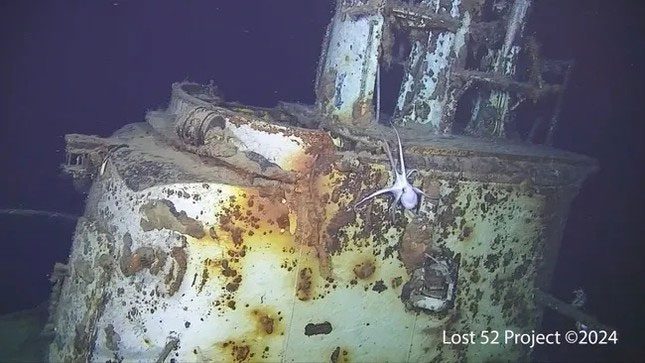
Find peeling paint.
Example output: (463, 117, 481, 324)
(316, 1, 384, 124)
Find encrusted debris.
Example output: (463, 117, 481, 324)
(139, 199, 205, 239)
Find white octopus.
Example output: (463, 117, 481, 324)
(354, 124, 426, 215)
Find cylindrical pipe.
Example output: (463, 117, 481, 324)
(315, 1, 384, 126)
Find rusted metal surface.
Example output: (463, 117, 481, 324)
(156, 83, 333, 180)
(389, 1, 462, 32)
(48, 1, 597, 360)
(466, 0, 532, 137)
(315, 0, 384, 125)
(50, 78, 596, 361)
(391, 0, 469, 131)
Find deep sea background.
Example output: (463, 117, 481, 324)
(0, 1, 643, 361)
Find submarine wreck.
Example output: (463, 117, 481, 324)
(47, 0, 598, 362)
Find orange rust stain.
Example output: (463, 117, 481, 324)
(184, 154, 345, 305)
(400, 219, 432, 271)
(249, 307, 284, 337)
(126, 253, 143, 274)
(285, 151, 337, 260)
(194, 255, 241, 311)
(283, 128, 335, 173)
(296, 267, 314, 301)
(215, 147, 340, 282)
(285, 151, 315, 174)
(215, 190, 292, 242)
(189, 188, 297, 256)
(258, 314, 274, 334)
(225, 276, 242, 292)
(210, 308, 284, 362)
(283, 158, 339, 278)
(330, 346, 351, 363)
(353, 260, 376, 280)
(119, 234, 160, 277)
(220, 340, 252, 363)
(188, 188, 308, 311)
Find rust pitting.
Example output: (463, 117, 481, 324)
(118, 233, 135, 277)
(250, 309, 279, 336)
(119, 233, 162, 278)
(275, 213, 290, 230)
(205, 189, 304, 310)
(400, 219, 432, 271)
(283, 151, 336, 277)
(325, 207, 355, 255)
(353, 260, 376, 280)
(221, 340, 252, 363)
(166, 246, 187, 296)
(198, 263, 209, 293)
(296, 267, 313, 301)
(324, 160, 396, 259)
(330, 346, 349, 363)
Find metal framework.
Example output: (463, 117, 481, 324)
(316, 0, 571, 143)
